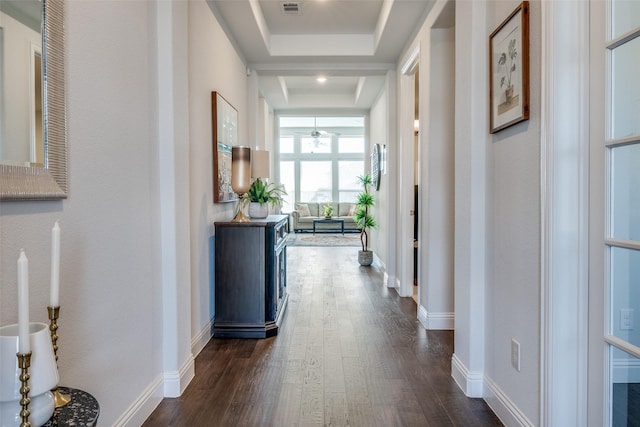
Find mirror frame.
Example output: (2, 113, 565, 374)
(0, 0, 67, 200)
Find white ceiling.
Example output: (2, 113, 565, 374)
(206, 0, 436, 110)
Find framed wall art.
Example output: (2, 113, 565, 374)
(489, 1, 529, 133)
(212, 91, 238, 203)
(371, 143, 381, 191)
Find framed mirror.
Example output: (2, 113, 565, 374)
(0, 0, 67, 200)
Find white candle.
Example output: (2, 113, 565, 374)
(17, 250, 30, 354)
(50, 220, 60, 307)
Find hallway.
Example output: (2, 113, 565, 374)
(144, 246, 502, 426)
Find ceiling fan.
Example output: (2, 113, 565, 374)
(291, 118, 341, 148)
(310, 118, 336, 137)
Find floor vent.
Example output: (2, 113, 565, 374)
(281, 2, 301, 15)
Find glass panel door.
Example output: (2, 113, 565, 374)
(605, 2, 640, 424)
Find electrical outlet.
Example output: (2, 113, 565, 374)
(620, 309, 634, 330)
(511, 339, 521, 372)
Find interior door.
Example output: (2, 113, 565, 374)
(591, 1, 640, 425)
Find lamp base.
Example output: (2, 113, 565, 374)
(232, 209, 250, 222)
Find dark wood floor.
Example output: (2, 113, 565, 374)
(144, 246, 503, 426)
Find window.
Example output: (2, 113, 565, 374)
(277, 116, 365, 211)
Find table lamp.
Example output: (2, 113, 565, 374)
(231, 146, 251, 222)
(251, 150, 270, 180)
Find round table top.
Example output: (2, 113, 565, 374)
(42, 387, 99, 426)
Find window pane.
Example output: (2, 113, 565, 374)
(280, 137, 294, 154)
(610, 247, 640, 347)
(301, 136, 331, 154)
(300, 161, 331, 202)
(316, 117, 365, 128)
(339, 137, 365, 153)
(612, 0, 640, 40)
(280, 117, 315, 128)
(339, 160, 363, 201)
(279, 161, 295, 212)
(611, 144, 640, 241)
(609, 347, 640, 427)
(339, 191, 360, 204)
(611, 37, 640, 139)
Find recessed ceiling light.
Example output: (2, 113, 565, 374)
(316, 76, 327, 83)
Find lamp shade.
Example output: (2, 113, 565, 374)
(231, 146, 251, 194)
(251, 150, 270, 179)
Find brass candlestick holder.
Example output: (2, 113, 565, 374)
(17, 352, 32, 427)
(47, 306, 71, 407)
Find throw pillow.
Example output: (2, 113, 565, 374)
(295, 203, 311, 217)
(348, 204, 357, 216)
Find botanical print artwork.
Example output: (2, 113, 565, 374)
(489, 1, 529, 133)
(496, 28, 520, 115)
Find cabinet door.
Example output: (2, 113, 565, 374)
(215, 226, 266, 324)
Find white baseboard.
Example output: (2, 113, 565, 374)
(417, 305, 429, 329)
(163, 354, 195, 398)
(417, 305, 454, 330)
(612, 357, 640, 383)
(112, 374, 164, 427)
(384, 272, 397, 289)
(484, 375, 534, 427)
(451, 354, 483, 397)
(192, 317, 214, 357)
(114, 322, 210, 426)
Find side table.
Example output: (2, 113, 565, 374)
(42, 387, 100, 426)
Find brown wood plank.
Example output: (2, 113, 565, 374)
(143, 246, 503, 427)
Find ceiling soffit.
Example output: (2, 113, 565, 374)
(206, 0, 436, 109)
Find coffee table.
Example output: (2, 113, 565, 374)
(313, 218, 345, 235)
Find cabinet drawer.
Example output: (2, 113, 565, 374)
(274, 218, 288, 247)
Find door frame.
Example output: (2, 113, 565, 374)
(398, 46, 421, 299)
(540, 0, 591, 424)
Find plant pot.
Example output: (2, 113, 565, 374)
(505, 86, 514, 103)
(248, 202, 269, 219)
(324, 216, 332, 220)
(358, 250, 373, 266)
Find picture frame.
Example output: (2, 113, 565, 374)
(212, 91, 239, 203)
(489, 1, 529, 133)
(371, 143, 381, 191)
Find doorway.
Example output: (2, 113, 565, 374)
(413, 70, 420, 303)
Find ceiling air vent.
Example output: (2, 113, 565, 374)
(281, 2, 301, 15)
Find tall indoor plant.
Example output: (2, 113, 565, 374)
(354, 174, 376, 266)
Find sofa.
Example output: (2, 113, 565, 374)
(291, 202, 360, 233)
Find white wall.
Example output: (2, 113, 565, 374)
(484, 1, 541, 423)
(188, 0, 247, 355)
(370, 89, 388, 265)
(452, 0, 488, 400)
(419, 26, 455, 328)
(444, 0, 544, 422)
(394, 0, 456, 320)
(1, 1, 164, 425)
(0, 0, 250, 424)
(391, 0, 542, 424)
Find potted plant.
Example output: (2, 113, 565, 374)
(498, 38, 517, 103)
(354, 174, 376, 266)
(323, 202, 334, 219)
(243, 178, 287, 219)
